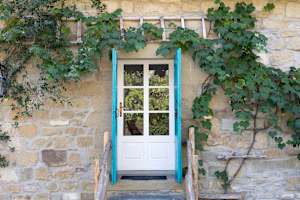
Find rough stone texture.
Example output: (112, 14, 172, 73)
(42, 150, 67, 166)
(35, 167, 49, 180)
(0, 1, 299, 200)
(16, 151, 38, 166)
(18, 124, 38, 138)
(286, 2, 300, 18)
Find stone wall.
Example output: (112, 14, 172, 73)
(0, 0, 300, 200)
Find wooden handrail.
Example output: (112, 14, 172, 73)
(94, 131, 111, 200)
(185, 127, 199, 200)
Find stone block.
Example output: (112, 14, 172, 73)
(263, 148, 286, 158)
(269, 50, 294, 69)
(262, 19, 289, 29)
(42, 128, 63, 136)
(77, 136, 94, 148)
(68, 153, 81, 165)
(209, 90, 230, 111)
(73, 81, 102, 96)
(81, 181, 93, 191)
(281, 31, 298, 38)
(201, 0, 218, 12)
(250, 158, 300, 174)
(81, 193, 93, 200)
(32, 138, 52, 149)
(62, 193, 80, 200)
(281, 193, 296, 200)
(61, 111, 75, 119)
(253, 133, 269, 149)
(134, 2, 181, 15)
(35, 167, 49, 180)
(121, 1, 134, 13)
(65, 127, 84, 136)
(47, 182, 59, 192)
(69, 98, 89, 109)
(0, 194, 11, 200)
(16, 151, 38, 166)
(50, 193, 61, 200)
(49, 120, 70, 126)
(7, 184, 21, 193)
(257, 51, 270, 65)
(84, 112, 101, 128)
(32, 111, 49, 120)
(53, 137, 70, 149)
(12, 195, 31, 200)
(62, 181, 78, 191)
(221, 118, 236, 132)
(42, 150, 67, 167)
(33, 194, 49, 200)
(182, 2, 202, 12)
(18, 124, 37, 138)
(287, 176, 300, 191)
(0, 168, 18, 182)
(103, 1, 119, 12)
(54, 168, 74, 180)
(287, 37, 300, 50)
(286, 2, 300, 18)
(267, 38, 285, 50)
(19, 168, 33, 181)
(23, 184, 39, 192)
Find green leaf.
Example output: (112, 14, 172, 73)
(263, 3, 275, 12)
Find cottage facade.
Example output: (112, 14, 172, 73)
(0, 0, 300, 200)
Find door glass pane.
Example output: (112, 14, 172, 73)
(149, 113, 169, 135)
(149, 64, 169, 86)
(149, 88, 169, 111)
(124, 64, 143, 86)
(124, 113, 143, 136)
(124, 89, 143, 111)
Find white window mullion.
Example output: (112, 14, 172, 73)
(144, 63, 150, 138)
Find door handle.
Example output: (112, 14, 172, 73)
(119, 102, 123, 117)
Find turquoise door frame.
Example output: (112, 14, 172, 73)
(110, 48, 182, 184)
(174, 48, 182, 183)
(111, 48, 118, 185)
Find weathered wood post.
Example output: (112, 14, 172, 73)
(185, 127, 200, 200)
(189, 127, 199, 200)
(186, 140, 195, 200)
(95, 131, 110, 200)
(94, 159, 100, 194)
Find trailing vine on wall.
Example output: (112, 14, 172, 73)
(0, 0, 299, 194)
(0, 0, 163, 167)
(157, 0, 300, 192)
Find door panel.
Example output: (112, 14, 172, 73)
(117, 60, 175, 171)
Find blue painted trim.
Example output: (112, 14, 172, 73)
(175, 48, 182, 183)
(111, 48, 118, 184)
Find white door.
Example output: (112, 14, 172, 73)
(117, 60, 175, 171)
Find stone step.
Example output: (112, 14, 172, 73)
(107, 191, 185, 200)
(108, 179, 183, 192)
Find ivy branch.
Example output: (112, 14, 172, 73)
(156, 0, 300, 193)
(0, 0, 163, 167)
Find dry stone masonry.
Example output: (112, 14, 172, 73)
(0, 0, 300, 200)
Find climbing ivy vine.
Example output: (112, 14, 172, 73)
(0, 0, 299, 194)
(0, 0, 163, 167)
(157, 0, 299, 192)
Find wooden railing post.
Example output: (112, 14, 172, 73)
(94, 131, 111, 200)
(186, 140, 195, 200)
(186, 127, 199, 200)
(103, 131, 109, 150)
